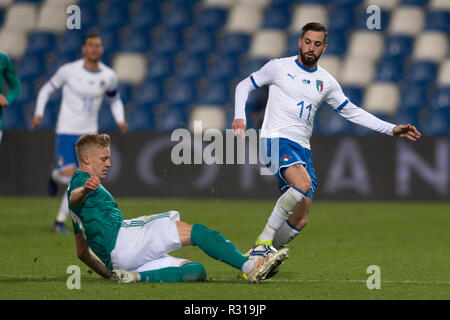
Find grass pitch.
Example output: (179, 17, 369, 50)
(0, 197, 449, 300)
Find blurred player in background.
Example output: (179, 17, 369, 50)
(232, 22, 421, 251)
(69, 133, 288, 283)
(0, 51, 21, 144)
(32, 34, 128, 234)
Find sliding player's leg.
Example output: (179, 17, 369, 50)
(112, 255, 207, 283)
(184, 222, 249, 270)
(179, 222, 289, 282)
(111, 211, 288, 283)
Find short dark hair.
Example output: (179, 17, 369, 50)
(301, 22, 328, 44)
(83, 34, 101, 45)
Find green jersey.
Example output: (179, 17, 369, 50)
(0, 52, 21, 131)
(68, 171, 124, 271)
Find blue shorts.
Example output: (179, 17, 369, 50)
(260, 137, 317, 198)
(55, 134, 82, 170)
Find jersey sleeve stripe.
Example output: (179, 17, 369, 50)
(250, 75, 259, 88)
(335, 99, 349, 112)
(49, 81, 58, 90)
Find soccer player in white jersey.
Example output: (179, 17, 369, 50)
(32, 34, 128, 234)
(232, 23, 421, 252)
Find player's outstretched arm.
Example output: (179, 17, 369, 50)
(75, 233, 112, 279)
(393, 124, 421, 141)
(69, 175, 100, 206)
(32, 82, 56, 129)
(116, 121, 128, 133)
(69, 187, 90, 207)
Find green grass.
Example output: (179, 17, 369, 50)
(0, 197, 449, 300)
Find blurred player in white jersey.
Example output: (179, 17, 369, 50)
(233, 23, 421, 252)
(32, 34, 128, 234)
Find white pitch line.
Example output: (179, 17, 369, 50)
(0, 275, 61, 280)
(1, 275, 449, 286)
(211, 278, 450, 285)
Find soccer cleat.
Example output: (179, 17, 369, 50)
(265, 260, 283, 279)
(245, 248, 289, 283)
(242, 243, 277, 280)
(52, 221, 70, 235)
(111, 270, 139, 283)
(252, 245, 288, 280)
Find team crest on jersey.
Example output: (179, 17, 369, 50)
(100, 80, 106, 89)
(316, 80, 324, 93)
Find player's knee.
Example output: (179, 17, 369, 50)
(285, 164, 312, 193)
(292, 179, 311, 195)
(176, 221, 193, 247)
(287, 174, 312, 194)
(181, 262, 207, 282)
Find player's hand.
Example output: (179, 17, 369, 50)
(0, 94, 8, 107)
(31, 115, 43, 129)
(84, 175, 100, 193)
(393, 124, 422, 141)
(232, 118, 246, 139)
(117, 121, 128, 134)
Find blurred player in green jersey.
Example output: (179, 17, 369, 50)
(68, 133, 288, 283)
(0, 52, 21, 143)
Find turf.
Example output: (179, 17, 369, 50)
(0, 196, 449, 300)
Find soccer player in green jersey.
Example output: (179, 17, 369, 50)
(0, 52, 21, 143)
(68, 133, 289, 283)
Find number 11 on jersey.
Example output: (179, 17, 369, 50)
(298, 100, 312, 121)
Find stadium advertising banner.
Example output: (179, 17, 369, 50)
(0, 131, 448, 201)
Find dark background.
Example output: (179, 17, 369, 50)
(1, 131, 448, 201)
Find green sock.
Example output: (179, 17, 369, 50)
(138, 262, 206, 282)
(190, 223, 248, 270)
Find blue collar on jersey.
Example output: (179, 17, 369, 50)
(83, 65, 103, 73)
(295, 58, 317, 73)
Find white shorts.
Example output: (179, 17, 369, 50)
(110, 210, 189, 272)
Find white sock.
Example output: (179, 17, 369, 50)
(273, 221, 302, 249)
(56, 193, 70, 223)
(259, 224, 277, 243)
(259, 187, 306, 242)
(52, 169, 73, 185)
(241, 259, 256, 274)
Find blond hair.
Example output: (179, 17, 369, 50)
(75, 133, 111, 163)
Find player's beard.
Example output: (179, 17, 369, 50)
(299, 49, 321, 68)
(87, 55, 101, 64)
(84, 50, 102, 64)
